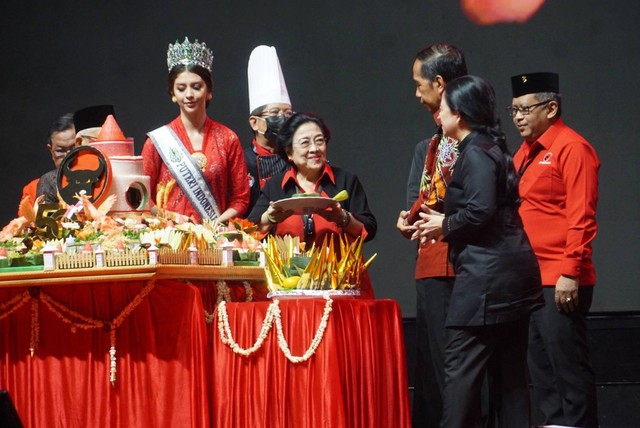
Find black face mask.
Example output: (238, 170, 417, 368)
(262, 116, 286, 143)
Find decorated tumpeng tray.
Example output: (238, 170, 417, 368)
(0, 265, 266, 288)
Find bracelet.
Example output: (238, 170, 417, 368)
(339, 209, 351, 228)
(267, 213, 277, 224)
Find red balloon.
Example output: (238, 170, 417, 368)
(461, 0, 546, 25)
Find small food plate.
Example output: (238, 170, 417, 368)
(271, 197, 336, 215)
(267, 289, 360, 299)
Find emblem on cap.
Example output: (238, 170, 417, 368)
(511, 72, 559, 98)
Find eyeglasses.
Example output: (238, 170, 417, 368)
(294, 137, 326, 150)
(505, 100, 551, 117)
(260, 108, 294, 119)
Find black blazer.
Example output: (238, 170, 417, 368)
(442, 132, 543, 327)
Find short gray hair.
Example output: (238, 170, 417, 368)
(534, 92, 562, 117)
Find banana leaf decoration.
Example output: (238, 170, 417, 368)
(263, 233, 376, 291)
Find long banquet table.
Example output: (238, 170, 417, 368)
(0, 266, 411, 427)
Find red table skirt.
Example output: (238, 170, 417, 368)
(212, 298, 411, 428)
(0, 280, 410, 427)
(0, 280, 210, 428)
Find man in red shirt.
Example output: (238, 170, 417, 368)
(510, 72, 599, 428)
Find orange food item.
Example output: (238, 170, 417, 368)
(95, 115, 126, 141)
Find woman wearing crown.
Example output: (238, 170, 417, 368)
(142, 38, 249, 224)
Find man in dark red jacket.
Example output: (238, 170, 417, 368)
(395, 44, 468, 428)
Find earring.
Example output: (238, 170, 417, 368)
(171, 96, 177, 103)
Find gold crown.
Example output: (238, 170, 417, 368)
(167, 37, 213, 72)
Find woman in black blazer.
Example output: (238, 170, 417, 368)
(414, 75, 543, 427)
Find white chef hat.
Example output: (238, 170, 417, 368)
(248, 45, 291, 113)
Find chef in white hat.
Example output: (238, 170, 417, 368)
(244, 45, 293, 215)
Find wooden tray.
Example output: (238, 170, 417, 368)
(0, 264, 266, 288)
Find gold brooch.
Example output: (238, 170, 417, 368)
(192, 152, 207, 171)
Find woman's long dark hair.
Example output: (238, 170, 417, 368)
(276, 112, 331, 161)
(444, 75, 520, 206)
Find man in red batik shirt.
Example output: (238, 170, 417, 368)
(395, 44, 468, 428)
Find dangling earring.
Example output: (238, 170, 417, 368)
(171, 96, 177, 103)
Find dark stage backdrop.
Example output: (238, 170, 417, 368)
(1, 1, 638, 315)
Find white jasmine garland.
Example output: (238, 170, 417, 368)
(217, 294, 333, 363)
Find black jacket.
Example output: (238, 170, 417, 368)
(243, 143, 289, 216)
(442, 132, 543, 327)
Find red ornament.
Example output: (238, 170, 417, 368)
(461, 0, 546, 25)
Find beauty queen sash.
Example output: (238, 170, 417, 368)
(147, 125, 221, 221)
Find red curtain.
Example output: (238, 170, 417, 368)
(0, 280, 210, 428)
(212, 299, 411, 428)
(0, 281, 411, 428)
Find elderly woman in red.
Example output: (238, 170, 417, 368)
(142, 37, 249, 223)
(248, 112, 377, 298)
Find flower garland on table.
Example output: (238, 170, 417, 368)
(243, 281, 253, 302)
(0, 291, 31, 320)
(217, 294, 333, 363)
(0, 290, 35, 354)
(274, 296, 333, 363)
(215, 280, 232, 305)
(0, 281, 156, 386)
(203, 280, 254, 324)
(30, 293, 39, 356)
(217, 299, 277, 356)
(106, 280, 156, 385)
(0, 291, 30, 321)
(40, 291, 106, 331)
